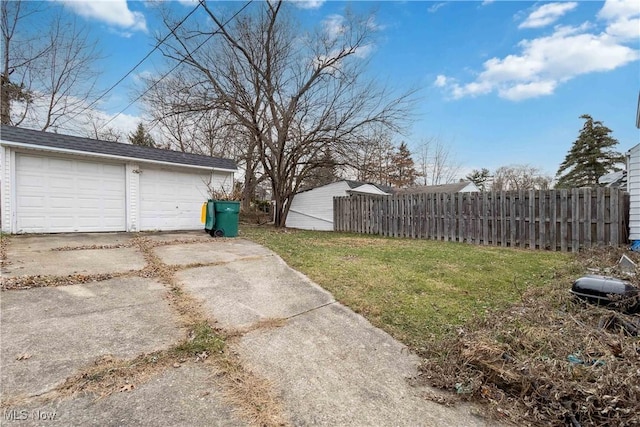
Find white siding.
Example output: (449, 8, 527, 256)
(0, 144, 235, 233)
(349, 183, 389, 195)
(1, 146, 12, 233)
(459, 182, 480, 192)
(628, 144, 640, 240)
(286, 181, 350, 231)
(126, 162, 140, 232)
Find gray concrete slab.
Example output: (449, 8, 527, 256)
(176, 256, 334, 330)
(1, 365, 244, 427)
(144, 231, 213, 244)
(5, 233, 134, 252)
(155, 239, 273, 267)
(1, 277, 183, 398)
(237, 303, 489, 427)
(2, 247, 146, 277)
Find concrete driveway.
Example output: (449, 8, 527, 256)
(1, 231, 490, 426)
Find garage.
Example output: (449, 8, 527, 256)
(1, 125, 237, 234)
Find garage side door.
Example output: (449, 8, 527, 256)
(139, 167, 211, 231)
(16, 154, 126, 233)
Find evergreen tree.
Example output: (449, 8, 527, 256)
(390, 141, 418, 188)
(466, 168, 491, 191)
(555, 115, 623, 188)
(301, 149, 337, 190)
(128, 122, 155, 148)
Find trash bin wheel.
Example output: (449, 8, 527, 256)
(214, 229, 225, 238)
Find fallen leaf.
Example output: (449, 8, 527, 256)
(16, 353, 32, 361)
(120, 384, 135, 392)
(173, 363, 181, 368)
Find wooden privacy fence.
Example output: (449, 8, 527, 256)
(333, 188, 629, 252)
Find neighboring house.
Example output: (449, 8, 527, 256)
(628, 144, 640, 243)
(395, 181, 480, 195)
(0, 125, 236, 234)
(599, 170, 627, 188)
(286, 180, 393, 231)
(627, 94, 640, 244)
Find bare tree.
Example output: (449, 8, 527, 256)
(157, 1, 414, 226)
(353, 131, 396, 186)
(1, 1, 101, 131)
(140, 72, 264, 210)
(84, 111, 124, 142)
(415, 137, 461, 185)
(492, 164, 552, 191)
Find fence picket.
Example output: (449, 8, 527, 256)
(332, 188, 628, 252)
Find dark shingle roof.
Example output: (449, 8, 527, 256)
(396, 182, 478, 194)
(0, 125, 237, 170)
(345, 180, 394, 194)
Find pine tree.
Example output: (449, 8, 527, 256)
(128, 122, 155, 148)
(466, 168, 491, 191)
(555, 115, 624, 188)
(390, 141, 418, 188)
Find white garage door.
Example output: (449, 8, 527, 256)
(139, 166, 211, 231)
(16, 154, 126, 233)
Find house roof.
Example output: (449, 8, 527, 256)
(396, 181, 478, 194)
(345, 180, 394, 194)
(599, 170, 627, 188)
(0, 125, 237, 171)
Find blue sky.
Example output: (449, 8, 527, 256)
(29, 0, 640, 178)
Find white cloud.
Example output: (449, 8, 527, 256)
(323, 14, 346, 40)
(434, 75, 449, 87)
(354, 44, 374, 59)
(519, 2, 578, 29)
(428, 3, 448, 14)
(598, 0, 640, 41)
(481, 0, 495, 6)
(291, 0, 325, 10)
(436, 0, 639, 101)
(498, 80, 557, 101)
(598, 0, 640, 20)
(606, 17, 640, 40)
(59, 0, 147, 33)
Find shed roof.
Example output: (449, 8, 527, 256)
(344, 180, 394, 194)
(0, 125, 237, 171)
(396, 181, 478, 194)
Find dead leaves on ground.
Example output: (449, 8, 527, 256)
(1, 273, 117, 291)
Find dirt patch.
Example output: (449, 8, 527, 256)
(417, 248, 640, 426)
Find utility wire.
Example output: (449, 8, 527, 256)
(98, 0, 253, 132)
(58, 1, 202, 128)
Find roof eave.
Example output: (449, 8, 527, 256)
(0, 140, 237, 173)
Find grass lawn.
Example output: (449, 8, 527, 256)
(241, 226, 572, 348)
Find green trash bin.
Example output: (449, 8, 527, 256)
(213, 200, 240, 237)
(204, 200, 216, 233)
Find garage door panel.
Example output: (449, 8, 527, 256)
(140, 167, 211, 231)
(16, 154, 126, 233)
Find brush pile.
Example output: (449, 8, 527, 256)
(419, 249, 640, 426)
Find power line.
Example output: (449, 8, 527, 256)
(99, 0, 253, 132)
(58, 1, 202, 128)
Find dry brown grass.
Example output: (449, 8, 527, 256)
(418, 247, 640, 427)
